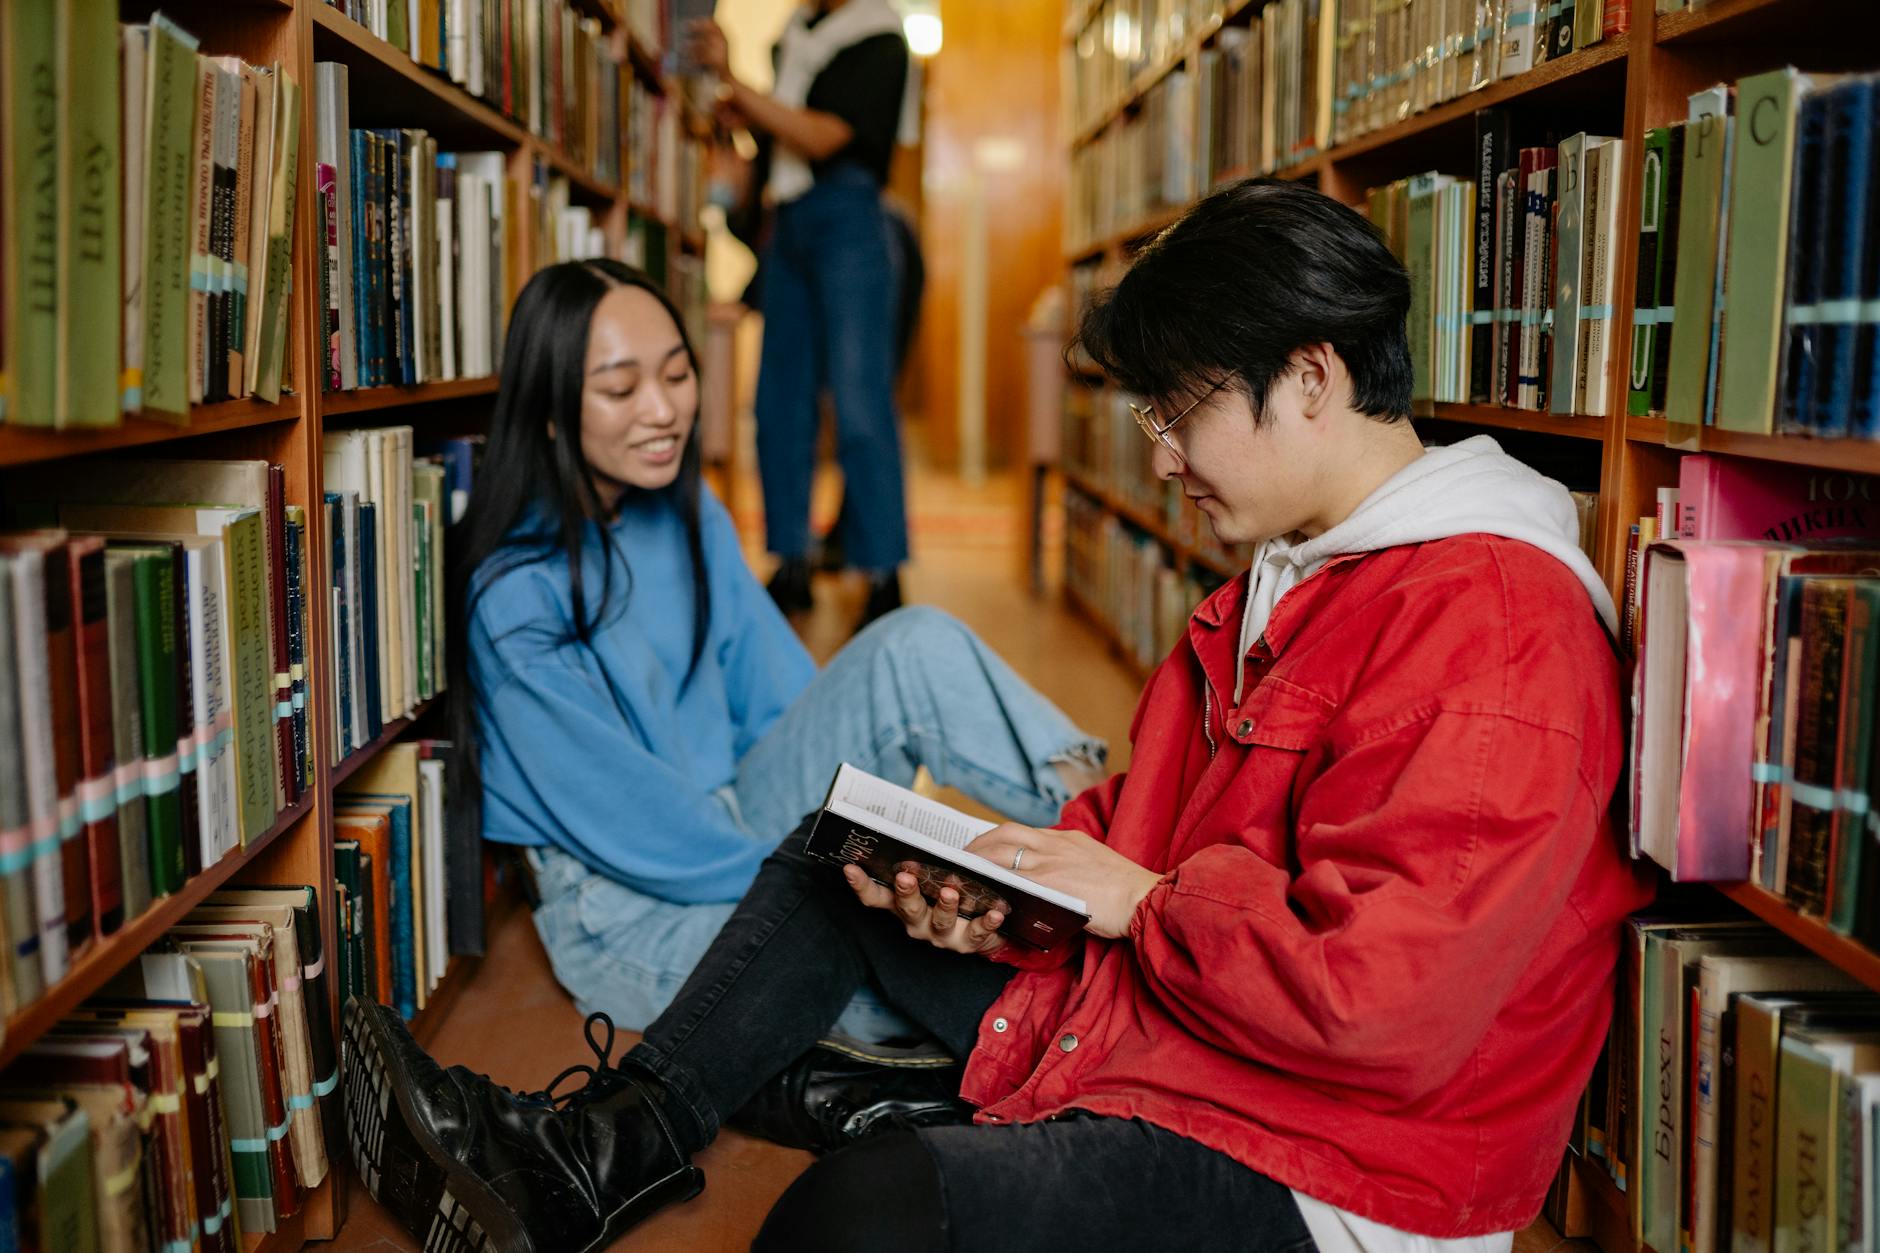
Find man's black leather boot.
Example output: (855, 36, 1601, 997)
(728, 1033, 971, 1153)
(343, 999, 703, 1253)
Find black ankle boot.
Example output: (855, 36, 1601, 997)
(853, 570, 903, 635)
(343, 1000, 703, 1253)
(728, 1034, 971, 1153)
(766, 557, 814, 614)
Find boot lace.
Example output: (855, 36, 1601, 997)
(526, 1011, 627, 1110)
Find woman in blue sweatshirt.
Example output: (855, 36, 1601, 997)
(449, 261, 1104, 1038)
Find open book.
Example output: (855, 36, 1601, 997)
(807, 764, 1090, 952)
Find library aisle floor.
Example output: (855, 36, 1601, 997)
(331, 447, 1593, 1252)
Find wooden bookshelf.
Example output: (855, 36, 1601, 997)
(1057, 7, 1880, 1253)
(0, 2, 708, 1247)
(0, 795, 315, 1071)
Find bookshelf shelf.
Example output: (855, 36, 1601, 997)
(330, 697, 441, 791)
(0, 795, 316, 1070)
(1063, 467, 1240, 580)
(1421, 402, 1610, 441)
(1695, 428, 1880, 476)
(320, 377, 501, 418)
(1653, 0, 1861, 46)
(310, 5, 532, 151)
(1717, 882, 1880, 993)
(1625, 415, 1672, 445)
(0, 398, 299, 469)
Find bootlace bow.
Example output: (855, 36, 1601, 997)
(525, 1012, 625, 1110)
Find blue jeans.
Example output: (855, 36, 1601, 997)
(755, 165, 907, 569)
(529, 606, 1106, 1038)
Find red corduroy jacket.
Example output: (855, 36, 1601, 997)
(961, 534, 1655, 1236)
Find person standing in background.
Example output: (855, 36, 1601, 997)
(687, 1, 913, 631)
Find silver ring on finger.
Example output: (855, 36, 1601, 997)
(1011, 847, 1026, 872)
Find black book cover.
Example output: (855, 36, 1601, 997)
(1472, 108, 1513, 403)
(1650, 124, 1687, 414)
(1778, 90, 1832, 434)
(805, 766, 1090, 953)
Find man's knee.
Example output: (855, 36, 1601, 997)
(752, 1130, 947, 1253)
(852, 603, 966, 655)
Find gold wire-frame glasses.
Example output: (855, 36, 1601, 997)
(1127, 378, 1229, 462)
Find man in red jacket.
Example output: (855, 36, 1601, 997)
(344, 179, 1653, 1253)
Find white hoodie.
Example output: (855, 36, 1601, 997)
(1233, 434, 1617, 704)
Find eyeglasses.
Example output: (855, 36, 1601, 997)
(1128, 377, 1229, 464)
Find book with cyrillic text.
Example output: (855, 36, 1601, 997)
(806, 764, 1090, 953)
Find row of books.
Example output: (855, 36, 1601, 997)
(0, 884, 339, 1248)
(0, 460, 317, 1021)
(335, 742, 456, 1023)
(0, 10, 299, 429)
(1368, 121, 1627, 416)
(1326, 0, 1625, 152)
(1065, 0, 1625, 178)
(628, 77, 706, 233)
(1064, 491, 1229, 671)
(1583, 914, 1880, 1253)
(1630, 70, 1880, 439)
(1061, 383, 1254, 573)
(322, 1, 624, 191)
(1626, 454, 1880, 909)
(323, 428, 454, 761)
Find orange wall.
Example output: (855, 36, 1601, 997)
(917, 0, 1064, 469)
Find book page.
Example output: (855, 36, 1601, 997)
(826, 763, 996, 850)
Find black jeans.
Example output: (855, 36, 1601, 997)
(622, 818, 1315, 1253)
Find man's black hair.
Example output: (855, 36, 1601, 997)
(1075, 178, 1413, 424)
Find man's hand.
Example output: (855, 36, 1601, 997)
(843, 864, 1009, 956)
(965, 824, 1163, 939)
(684, 18, 732, 77)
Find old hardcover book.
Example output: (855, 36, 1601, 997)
(243, 66, 276, 393)
(1650, 123, 1689, 415)
(314, 63, 358, 389)
(101, 553, 151, 922)
(1775, 1028, 1880, 1253)
(1665, 86, 1733, 434)
(224, 61, 256, 398)
(185, 946, 280, 1231)
(65, 539, 124, 938)
(1630, 128, 1672, 417)
(1825, 581, 1880, 933)
(186, 57, 215, 406)
(120, 25, 149, 415)
(107, 542, 186, 897)
(252, 68, 300, 403)
(1784, 579, 1852, 917)
(1775, 82, 1832, 437)
(137, 15, 202, 420)
(0, 1095, 98, 1253)
(1677, 455, 1880, 545)
(216, 884, 341, 1165)
(807, 764, 1090, 953)
(1549, 133, 1598, 415)
(2, 0, 58, 428)
(334, 811, 395, 1008)
(1579, 139, 1624, 417)
(0, 558, 43, 1007)
(0, 537, 74, 985)
(0, 1042, 149, 1253)
(1814, 78, 1875, 438)
(55, 0, 122, 429)
(1717, 67, 1810, 433)
(56, 1011, 190, 1248)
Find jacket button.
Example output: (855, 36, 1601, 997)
(1235, 719, 1254, 738)
(992, 1017, 1009, 1033)
(1058, 1033, 1079, 1053)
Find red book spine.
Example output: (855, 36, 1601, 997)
(1603, 0, 1631, 37)
(41, 541, 95, 956)
(267, 465, 298, 808)
(248, 950, 302, 1215)
(66, 538, 125, 937)
(501, 0, 515, 116)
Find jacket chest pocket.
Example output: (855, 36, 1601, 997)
(1180, 681, 1334, 867)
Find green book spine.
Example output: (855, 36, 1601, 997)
(55, 0, 121, 429)
(130, 551, 186, 896)
(1666, 89, 1733, 429)
(1406, 173, 1438, 410)
(1551, 133, 1591, 415)
(1775, 1037, 1834, 1253)
(195, 952, 276, 1233)
(140, 15, 202, 419)
(37, 1103, 101, 1253)
(1630, 128, 1672, 418)
(1717, 67, 1807, 433)
(220, 510, 276, 845)
(253, 72, 301, 404)
(3, 0, 59, 427)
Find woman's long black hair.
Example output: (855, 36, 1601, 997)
(445, 260, 710, 932)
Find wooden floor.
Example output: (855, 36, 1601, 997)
(333, 451, 1588, 1251)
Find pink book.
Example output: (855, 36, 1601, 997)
(1678, 454, 1880, 543)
